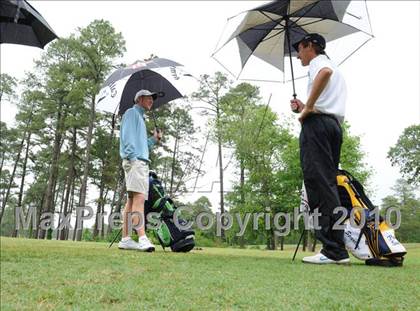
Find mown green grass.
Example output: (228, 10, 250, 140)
(1, 237, 419, 310)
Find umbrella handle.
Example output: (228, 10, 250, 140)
(291, 94, 300, 113)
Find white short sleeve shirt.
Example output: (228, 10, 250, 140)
(307, 55, 347, 123)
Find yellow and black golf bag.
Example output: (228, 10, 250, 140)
(337, 170, 406, 267)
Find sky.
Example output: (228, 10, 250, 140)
(1, 1, 419, 212)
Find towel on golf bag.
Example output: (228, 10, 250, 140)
(299, 170, 406, 266)
(144, 171, 195, 252)
(299, 182, 313, 230)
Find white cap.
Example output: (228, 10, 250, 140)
(134, 89, 157, 102)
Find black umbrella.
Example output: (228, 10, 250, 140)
(96, 58, 192, 116)
(213, 0, 373, 98)
(0, 0, 58, 48)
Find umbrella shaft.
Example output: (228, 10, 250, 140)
(151, 111, 161, 135)
(285, 18, 297, 99)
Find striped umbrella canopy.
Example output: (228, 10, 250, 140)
(96, 58, 193, 116)
(213, 0, 373, 97)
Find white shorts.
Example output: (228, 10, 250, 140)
(122, 159, 149, 199)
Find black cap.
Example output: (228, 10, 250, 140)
(292, 33, 326, 52)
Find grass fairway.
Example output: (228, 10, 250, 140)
(1, 238, 419, 310)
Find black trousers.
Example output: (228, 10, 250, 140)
(299, 114, 348, 260)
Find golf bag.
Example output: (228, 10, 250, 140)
(144, 171, 195, 252)
(337, 170, 406, 267)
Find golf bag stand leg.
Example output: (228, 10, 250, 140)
(154, 231, 166, 252)
(292, 230, 306, 261)
(109, 228, 122, 248)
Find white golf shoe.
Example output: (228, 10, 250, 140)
(302, 252, 337, 264)
(335, 257, 351, 264)
(118, 238, 140, 250)
(138, 235, 155, 252)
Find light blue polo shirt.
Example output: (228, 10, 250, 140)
(119, 105, 156, 162)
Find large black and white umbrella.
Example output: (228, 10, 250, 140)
(96, 58, 193, 116)
(0, 0, 58, 48)
(212, 0, 373, 97)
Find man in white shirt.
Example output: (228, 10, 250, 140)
(290, 33, 350, 264)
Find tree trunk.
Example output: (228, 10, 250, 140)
(46, 178, 61, 240)
(266, 233, 271, 250)
(107, 188, 118, 236)
(169, 121, 179, 197)
(28, 181, 44, 239)
(56, 178, 68, 240)
(67, 179, 76, 241)
(12, 132, 32, 237)
(270, 226, 276, 250)
(72, 183, 83, 241)
(93, 168, 106, 239)
(0, 105, 34, 221)
(110, 175, 125, 237)
(0, 151, 5, 177)
(238, 157, 246, 248)
(39, 107, 65, 239)
(53, 180, 61, 211)
(60, 179, 72, 241)
(55, 186, 65, 239)
(217, 142, 225, 239)
(240, 157, 245, 203)
(59, 129, 77, 240)
(100, 188, 109, 239)
(75, 97, 96, 241)
(115, 163, 125, 215)
(58, 179, 71, 240)
(35, 188, 47, 239)
(0, 133, 25, 224)
(218, 138, 225, 238)
(162, 158, 169, 190)
(214, 104, 225, 239)
(33, 204, 42, 239)
(239, 231, 246, 248)
(193, 130, 210, 193)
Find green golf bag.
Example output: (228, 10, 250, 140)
(144, 172, 195, 252)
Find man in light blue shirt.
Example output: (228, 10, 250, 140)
(119, 99, 158, 162)
(118, 89, 162, 251)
